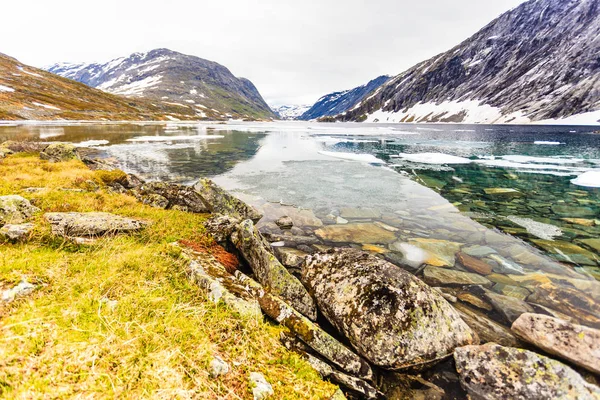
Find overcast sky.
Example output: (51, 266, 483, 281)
(3, 0, 527, 106)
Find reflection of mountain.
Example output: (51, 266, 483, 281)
(105, 130, 267, 182)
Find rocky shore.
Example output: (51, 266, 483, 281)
(1, 140, 599, 399)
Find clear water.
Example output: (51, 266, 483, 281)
(2, 121, 599, 331)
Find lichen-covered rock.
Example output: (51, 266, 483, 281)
(75, 147, 120, 171)
(194, 178, 262, 222)
(132, 182, 210, 213)
(40, 143, 77, 162)
(231, 219, 316, 320)
(0, 145, 13, 158)
(45, 212, 148, 238)
(302, 248, 478, 370)
(512, 313, 600, 375)
(249, 372, 274, 400)
(204, 214, 241, 243)
(0, 223, 34, 241)
(275, 215, 293, 229)
(454, 343, 600, 400)
(0, 195, 40, 226)
(1, 140, 48, 153)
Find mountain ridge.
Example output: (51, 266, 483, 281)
(335, 0, 600, 125)
(47, 48, 275, 120)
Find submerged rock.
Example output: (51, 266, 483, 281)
(230, 219, 317, 320)
(527, 283, 600, 329)
(302, 249, 477, 370)
(511, 313, 600, 375)
(275, 215, 293, 229)
(0, 223, 34, 241)
(0, 195, 40, 226)
(486, 254, 525, 275)
(453, 303, 519, 347)
(315, 223, 397, 244)
(45, 212, 148, 238)
(482, 289, 534, 324)
(194, 178, 262, 222)
(39, 143, 77, 162)
(340, 207, 382, 219)
(454, 343, 600, 400)
(531, 239, 599, 266)
(408, 238, 463, 267)
(423, 267, 492, 288)
(456, 252, 492, 275)
(483, 188, 522, 198)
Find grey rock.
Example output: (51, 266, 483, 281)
(132, 182, 210, 213)
(230, 219, 317, 320)
(274, 247, 308, 269)
(487, 254, 525, 275)
(204, 214, 241, 243)
(0, 195, 40, 226)
(209, 356, 230, 378)
(454, 343, 600, 400)
(1, 280, 36, 302)
(45, 212, 148, 238)
(194, 179, 262, 222)
(39, 143, 77, 162)
(462, 245, 497, 258)
(483, 289, 534, 324)
(249, 372, 274, 400)
(0, 223, 34, 241)
(453, 303, 519, 347)
(512, 313, 600, 375)
(302, 249, 477, 370)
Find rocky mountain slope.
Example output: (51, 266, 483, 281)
(273, 104, 311, 120)
(48, 49, 275, 120)
(0, 52, 202, 121)
(337, 0, 600, 125)
(299, 75, 390, 121)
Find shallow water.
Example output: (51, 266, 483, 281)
(2, 121, 599, 332)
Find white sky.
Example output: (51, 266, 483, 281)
(2, 0, 527, 106)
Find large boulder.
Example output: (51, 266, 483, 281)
(0, 141, 48, 153)
(0, 223, 34, 241)
(194, 178, 262, 222)
(132, 182, 210, 213)
(302, 248, 478, 370)
(454, 343, 600, 400)
(45, 212, 148, 238)
(0, 195, 40, 226)
(230, 219, 317, 320)
(512, 313, 600, 375)
(40, 143, 77, 162)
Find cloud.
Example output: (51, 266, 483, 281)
(1, 0, 526, 106)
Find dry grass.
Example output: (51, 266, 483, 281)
(0, 155, 336, 399)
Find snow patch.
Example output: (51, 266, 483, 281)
(32, 102, 61, 110)
(398, 152, 472, 165)
(571, 171, 600, 188)
(0, 85, 15, 92)
(126, 135, 225, 142)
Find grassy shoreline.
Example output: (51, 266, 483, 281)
(0, 154, 336, 399)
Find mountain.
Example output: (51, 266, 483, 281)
(0, 52, 202, 121)
(336, 0, 600, 125)
(47, 48, 275, 120)
(273, 104, 311, 120)
(299, 75, 390, 121)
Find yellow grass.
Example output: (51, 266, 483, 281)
(0, 155, 336, 399)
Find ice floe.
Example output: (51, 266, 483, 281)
(398, 152, 472, 164)
(318, 151, 385, 164)
(126, 135, 225, 142)
(571, 171, 600, 188)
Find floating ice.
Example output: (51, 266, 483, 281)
(501, 155, 582, 164)
(571, 171, 600, 188)
(126, 135, 225, 142)
(534, 141, 563, 145)
(75, 140, 110, 147)
(318, 151, 385, 164)
(398, 152, 472, 164)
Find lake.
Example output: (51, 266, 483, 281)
(2, 120, 599, 332)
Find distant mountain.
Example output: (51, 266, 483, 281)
(337, 0, 600, 125)
(47, 48, 275, 120)
(299, 75, 390, 121)
(273, 104, 311, 120)
(0, 52, 199, 121)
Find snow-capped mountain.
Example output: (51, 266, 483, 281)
(273, 104, 311, 120)
(299, 75, 390, 121)
(47, 48, 275, 120)
(337, 0, 600, 125)
(0, 52, 190, 121)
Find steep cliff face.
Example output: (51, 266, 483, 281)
(338, 0, 600, 125)
(299, 75, 390, 121)
(48, 49, 275, 120)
